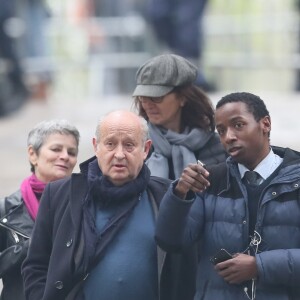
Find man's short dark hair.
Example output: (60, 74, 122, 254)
(216, 92, 270, 122)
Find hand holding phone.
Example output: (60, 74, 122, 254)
(210, 248, 233, 265)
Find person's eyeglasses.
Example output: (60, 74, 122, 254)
(137, 96, 165, 104)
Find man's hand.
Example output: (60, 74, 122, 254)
(215, 253, 258, 284)
(174, 163, 210, 199)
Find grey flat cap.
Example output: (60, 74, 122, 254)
(132, 54, 198, 97)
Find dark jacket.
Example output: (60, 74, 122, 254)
(22, 157, 197, 300)
(194, 132, 227, 166)
(156, 147, 300, 300)
(0, 190, 32, 300)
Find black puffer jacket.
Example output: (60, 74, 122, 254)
(0, 190, 33, 300)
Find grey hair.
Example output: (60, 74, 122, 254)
(95, 114, 149, 144)
(27, 119, 80, 171)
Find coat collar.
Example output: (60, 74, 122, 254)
(79, 156, 97, 176)
(69, 173, 89, 229)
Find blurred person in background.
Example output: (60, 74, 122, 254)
(146, 0, 215, 91)
(0, 119, 80, 300)
(18, 0, 52, 100)
(69, 0, 146, 95)
(133, 54, 226, 180)
(0, 0, 29, 116)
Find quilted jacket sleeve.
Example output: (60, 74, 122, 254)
(256, 248, 300, 287)
(155, 181, 204, 252)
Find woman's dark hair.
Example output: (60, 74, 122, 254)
(133, 84, 215, 132)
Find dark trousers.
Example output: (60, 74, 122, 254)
(147, 0, 208, 59)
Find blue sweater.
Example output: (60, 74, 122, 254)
(83, 190, 158, 299)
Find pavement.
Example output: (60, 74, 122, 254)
(0, 91, 300, 198)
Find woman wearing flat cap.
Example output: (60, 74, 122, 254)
(133, 53, 226, 180)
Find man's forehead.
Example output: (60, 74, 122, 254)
(104, 131, 136, 137)
(216, 102, 253, 120)
(216, 102, 250, 114)
(101, 124, 140, 138)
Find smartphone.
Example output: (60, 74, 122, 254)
(210, 248, 233, 265)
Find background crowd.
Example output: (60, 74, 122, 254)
(1, 0, 300, 115)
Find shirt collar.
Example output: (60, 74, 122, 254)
(239, 148, 283, 180)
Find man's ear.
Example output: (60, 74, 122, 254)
(261, 116, 271, 135)
(92, 137, 98, 155)
(143, 139, 152, 159)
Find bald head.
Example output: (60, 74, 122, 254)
(95, 110, 149, 144)
(93, 110, 151, 186)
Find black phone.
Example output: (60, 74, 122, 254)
(210, 248, 233, 265)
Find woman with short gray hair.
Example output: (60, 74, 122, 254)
(0, 119, 80, 300)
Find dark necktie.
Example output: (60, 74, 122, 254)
(244, 171, 264, 186)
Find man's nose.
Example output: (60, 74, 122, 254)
(224, 129, 237, 143)
(114, 145, 125, 159)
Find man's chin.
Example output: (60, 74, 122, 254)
(109, 175, 130, 186)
